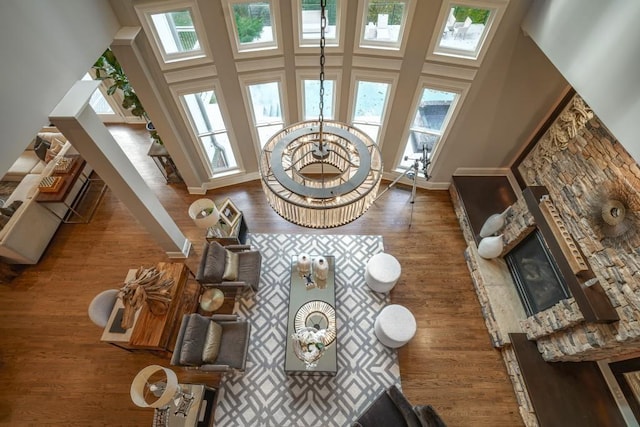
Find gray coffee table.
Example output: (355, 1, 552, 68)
(284, 255, 337, 375)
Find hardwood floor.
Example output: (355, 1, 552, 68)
(0, 125, 522, 426)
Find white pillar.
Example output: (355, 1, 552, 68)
(50, 80, 191, 259)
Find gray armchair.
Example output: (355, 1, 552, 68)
(352, 385, 446, 427)
(196, 241, 262, 297)
(171, 313, 251, 373)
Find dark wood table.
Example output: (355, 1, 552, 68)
(101, 262, 200, 355)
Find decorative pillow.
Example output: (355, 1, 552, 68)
(0, 214, 10, 229)
(222, 250, 239, 281)
(202, 321, 223, 363)
(33, 136, 51, 162)
(201, 243, 227, 283)
(179, 314, 210, 366)
(0, 200, 23, 217)
(44, 137, 65, 163)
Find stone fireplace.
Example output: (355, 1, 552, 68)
(451, 94, 640, 426)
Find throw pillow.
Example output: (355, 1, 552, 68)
(34, 135, 51, 162)
(414, 405, 447, 427)
(0, 214, 10, 229)
(179, 314, 210, 366)
(222, 250, 239, 281)
(201, 242, 227, 283)
(44, 137, 65, 163)
(0, 200, 23, 217)
(202, 321, 223, 363)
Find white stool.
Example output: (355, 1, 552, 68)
(374, 304, 416, 348)
(365, 253, 401, 293)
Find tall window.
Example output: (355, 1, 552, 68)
(302, 78, 335, 120)
(359, 0, 411, 51)
(298, 0, 339, 47)
(351, 80, 391, 143)
(181, 90, 238, 174)
(247, 81, 284, 147)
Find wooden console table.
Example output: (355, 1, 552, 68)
(101, 262, 200, 354)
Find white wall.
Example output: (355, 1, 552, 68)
(0, 0, 119, 177)
(523, 0, 640, 163)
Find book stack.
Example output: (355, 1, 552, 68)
(38, 176, 63, 193)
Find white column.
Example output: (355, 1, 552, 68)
(50, 80, 191, 259)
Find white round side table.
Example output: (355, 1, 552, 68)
(365, 253, 401, 293)
(374, 304, 417, 348)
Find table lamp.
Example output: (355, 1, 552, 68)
(188, 198, 221, 234)
(130, 365, 181, 409)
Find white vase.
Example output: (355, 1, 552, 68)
(313, 256, 329, 281)
(297, 253, 311, 276)
(478, 235, 504, 259)
(479, 206, 511, 238)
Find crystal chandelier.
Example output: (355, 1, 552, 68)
(259, 1, 383, 228)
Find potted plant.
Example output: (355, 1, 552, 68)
(93, 49, 162, 145)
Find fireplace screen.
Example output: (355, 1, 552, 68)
(505, 230, 570, 316)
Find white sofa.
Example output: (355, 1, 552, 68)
(0, 129, 91, 264)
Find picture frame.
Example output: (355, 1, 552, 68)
(219, 198, 241, 228)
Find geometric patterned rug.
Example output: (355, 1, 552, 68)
(214, 233, 401, 427)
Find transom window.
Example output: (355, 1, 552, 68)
(135, 2, 211, 68)
(226, 0, 279, 54)
(181, 90, 238, 174)
(247, 81, 285, 147)
(351, 80, 391, 143)
(359, 0, 410, 51)
(297, 0, 339, 47)
(428, 0, 506, 65)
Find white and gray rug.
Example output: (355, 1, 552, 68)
(214, 233, 401, 427)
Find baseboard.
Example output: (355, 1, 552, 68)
(187, 172, 262, 195)
(166, 239, 191, 259)
(380, 171, 450, 191)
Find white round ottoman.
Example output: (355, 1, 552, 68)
(374, 304, 416, 348)
(365, 253, 401, 293)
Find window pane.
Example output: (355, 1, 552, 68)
(232, 2, 274, 45)
(439, 6, 490, 53)
(257, 124, 283, 147)
(303, 79, 334, 120)
(82, 73, 114, 114)
(301, 0, 338, 41)
(363, 0, 405, 43)
(352, 123, 380, 142)
(151, 10, 199, 55)
(248, 82, 282, 125)
(182, 90, 237, 173)
(412, 89, 455, 132)
(353, 81, 389, 123)
(400, 132, 438, 168)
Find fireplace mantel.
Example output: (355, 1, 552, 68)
(522, 186, 618, 323)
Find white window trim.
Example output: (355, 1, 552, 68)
(347, 71, 399, 148)
(170, 79, 243, 179)
(222, 0, 283, 59)
(354, 0, 416, 57)
(426, 0, 507, 67)
(393, 76, 471, 172)
(296, 70, 341, 122)
(238, 71, 289, 158)
(292, 0, 347, 54)
(135, 1, 213, 70)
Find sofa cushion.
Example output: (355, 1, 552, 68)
(222, 250, 239, 281)
(200, 242, 227, 283)
(6, 151, 41, 178)
(202, 321, 223, 363)
(4, 173, 42, 206)
(179, 314, 210, 366)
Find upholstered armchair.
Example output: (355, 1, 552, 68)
(171, 313, 251, 373)
(196, 241, 262, 297)
(352, 385, 447, 427)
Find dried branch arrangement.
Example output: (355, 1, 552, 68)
(118, 266, 174, 329)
